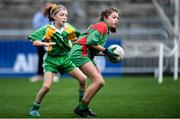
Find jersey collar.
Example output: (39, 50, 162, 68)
(50, 22, 68, 34)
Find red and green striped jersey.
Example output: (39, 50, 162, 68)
(76, 21, 110, 57)
(28, 23, 80, 56)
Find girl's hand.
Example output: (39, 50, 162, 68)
(33, 40, 56, 47)
(104, 47, 119, 57)
(44, 42, 56, 47)
(43, 42, 56, 52)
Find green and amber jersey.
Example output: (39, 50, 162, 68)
(28, 23, 80, 57)
(75, 21, 110, 58)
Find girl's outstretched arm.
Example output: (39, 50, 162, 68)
(33, 40, 56, 47)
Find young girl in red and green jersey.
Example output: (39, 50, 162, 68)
(70, 8, 120, 117)
(28, 4, 87, 117)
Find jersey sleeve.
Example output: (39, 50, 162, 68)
(65, 23, 81, 41)
(28, 26, 47, 41)
(86, 22, 108, 46)
(71, 24, 81, 39)
(74, 29, 81, 39)
(86, 29, 102, 46)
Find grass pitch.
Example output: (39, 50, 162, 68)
(0, 76, 180, 118)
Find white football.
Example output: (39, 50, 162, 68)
(107, 44, 124, 63)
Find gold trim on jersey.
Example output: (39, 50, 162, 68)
(44, 26, 56, 53)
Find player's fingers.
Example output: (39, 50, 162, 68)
(111, 47, 117, 51)
(113, 53, 119, 57)
(49, 42, 56, 45)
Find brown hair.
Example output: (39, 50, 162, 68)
(100, 7, 119, 21)
(42, 2, 54, 16)
(47, 4, 67, 21)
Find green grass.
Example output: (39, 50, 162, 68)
(0, 76, 180, 118)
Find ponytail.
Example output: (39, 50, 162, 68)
(47, 4, 57, 21)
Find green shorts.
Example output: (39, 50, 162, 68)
(69, 44, 96, 67)
(43, 53, 76, 74)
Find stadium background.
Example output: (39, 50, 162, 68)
(0, 0, 180, 118)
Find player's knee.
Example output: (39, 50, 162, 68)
(96, 80, 105, 87)
(79, 75, 87, 86)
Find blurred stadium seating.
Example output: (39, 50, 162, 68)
(0, 0, 179, 75)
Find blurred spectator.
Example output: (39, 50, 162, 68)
(30, 2, 59, 82)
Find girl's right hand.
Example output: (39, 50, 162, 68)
(33, 40, 56, 47)
(43, 42, 56, 52)
(104, 47, 118, 57)
(44, 42, 56, 47)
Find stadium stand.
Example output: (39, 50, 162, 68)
(0, 0, 179, 74)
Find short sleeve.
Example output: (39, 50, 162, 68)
(86, 29, 102, 46)
(28, 26, 47, 41)
(65, 23, 81, 41)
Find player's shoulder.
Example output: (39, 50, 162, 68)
(91, 22, 108, 35)
(65, 22, 72, 27)
(65, 23, 76, 30)
(46, 24, 56, 31)
(33, 24, 49, 33)
(44, 24, 57, 36)
(64, 23, 79, 34)
(93, 22, 107, 27)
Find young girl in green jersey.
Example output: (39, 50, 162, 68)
(70, 8, 120, 117)
(28, 4, 87, 117)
